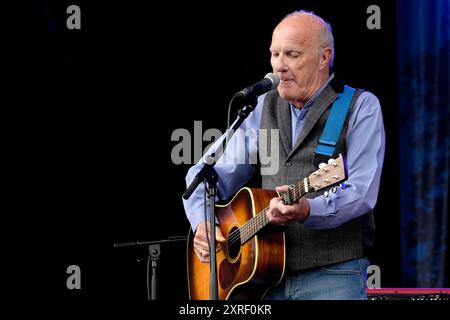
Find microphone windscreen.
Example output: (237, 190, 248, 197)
(264, 73, 280, 89)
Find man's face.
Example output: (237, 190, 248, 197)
(270, 17, 329, 107)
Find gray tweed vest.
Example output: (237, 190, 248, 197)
(259, 83, 375, 272)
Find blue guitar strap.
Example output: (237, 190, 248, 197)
(314, 85, 356, 167)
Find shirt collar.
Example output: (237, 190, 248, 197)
(290, 73, 335, 113)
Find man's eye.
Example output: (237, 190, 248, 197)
(271, 52, 280, 58)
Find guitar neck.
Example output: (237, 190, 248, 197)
(237, 154, 347, 246)
(240, 178, 309, 244)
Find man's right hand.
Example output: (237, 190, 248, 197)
(193, 221, 226, 263)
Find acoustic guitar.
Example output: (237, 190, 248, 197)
(187, 154, 348, 300)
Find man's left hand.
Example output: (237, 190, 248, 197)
(266, 185, 310, 225)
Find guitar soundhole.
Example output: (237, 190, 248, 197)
(226, 226, 241, 260)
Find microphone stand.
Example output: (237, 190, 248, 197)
(114, 236, 187, 300)
(183, 96, 258, 300)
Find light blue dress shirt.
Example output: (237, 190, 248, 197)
(183, 76, 385, 232)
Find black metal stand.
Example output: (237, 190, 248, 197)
(114, 236, 187, 301)
(148, 244, 160, 300)
(205, 167, 218, 300)
(182, 97, 257, 300)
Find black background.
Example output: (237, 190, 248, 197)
(25, 0, 401, 303)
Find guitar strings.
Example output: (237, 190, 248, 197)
(226, 180, 305, 246)
(211, 160, 341, 257)
(224, 185, 302, 249)
(208, 178, 308, 254)
(222, 180, 306, 250)
(217, 160, 340, 254)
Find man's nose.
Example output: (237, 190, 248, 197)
(272, 55, 288, 73)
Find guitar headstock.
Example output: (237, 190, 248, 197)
(308, 154, 348, 192)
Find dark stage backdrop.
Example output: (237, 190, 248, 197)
(24, 0, 448, 302)
(397, 0, 449, 288)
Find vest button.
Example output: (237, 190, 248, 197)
(285, 162, 292, 167)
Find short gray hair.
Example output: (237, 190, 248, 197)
(283, 10, 335, 68)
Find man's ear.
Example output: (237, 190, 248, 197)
(319, 47, 332, 70)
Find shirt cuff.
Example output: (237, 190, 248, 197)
(187, 203, 220, 232)
(303, 197, 327, 228)
(187, 203, 211, 232)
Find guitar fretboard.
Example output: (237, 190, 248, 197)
(239, 179, 309, 245)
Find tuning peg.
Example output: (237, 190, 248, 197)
(323, 191, 329, 198)
(328, 159, 335, 164)
(319, 163, 327, 169)
(339, 183, 347, 190)
(331, 186, 337, 193)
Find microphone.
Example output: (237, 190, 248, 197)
(234, 73, 280, 100)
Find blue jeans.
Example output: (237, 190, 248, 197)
(264, 257, 370, 300)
